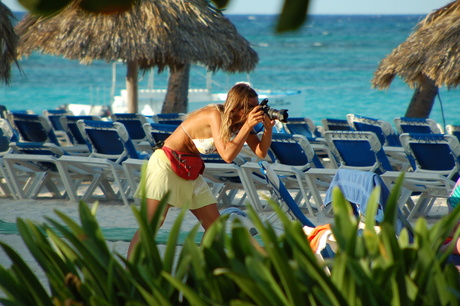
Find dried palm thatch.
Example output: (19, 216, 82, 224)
(372, 0, 460, 90)
(0, 2, 19, 85)
(15, 0, 258, 73)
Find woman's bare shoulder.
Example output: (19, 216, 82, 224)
(186, 105, 219, 117)
(183, 106, 221, 128)
(191, 105, 221, 120)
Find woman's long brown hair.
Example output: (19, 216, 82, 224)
(219, 83, 258, 142)
(184, 83, 257, 142)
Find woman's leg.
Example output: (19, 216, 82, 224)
(127, 198, 170, 259)
(190, 203, 220, 230)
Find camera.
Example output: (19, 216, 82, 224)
(259, 98, 289, 123)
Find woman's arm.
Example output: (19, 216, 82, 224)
(211, 106, 267, 163)
(246, 114, 275, 159)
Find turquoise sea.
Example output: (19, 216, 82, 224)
(1, 13, 459, 128)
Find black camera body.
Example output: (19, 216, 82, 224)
(259, 98, 289, 123)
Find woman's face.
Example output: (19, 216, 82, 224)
(247, 97, 259, 110)
(233, 96, 259, 124)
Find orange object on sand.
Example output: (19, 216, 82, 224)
(306, 224, 331, 253)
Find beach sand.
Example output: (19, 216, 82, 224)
(0, 194, 450, 298)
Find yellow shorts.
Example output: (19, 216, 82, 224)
(135, 149, 216, 210)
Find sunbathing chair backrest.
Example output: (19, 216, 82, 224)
(400, 133, 460, 180)
(259, 160, 316, 227)
(0, 118, 19, 154)
(60, 115, 102, 145)
(270, 133, 323, 169)
(282, 117, 321, 140)
(321, 118, 353, 131)
(0, 105, 8, 119)
(143, 123, 177, 147)
(324, 131, 392, 174)
(394, 117, 442, 135)
(152, 113, 185, 126)
(347, 114, 400, 146)
(9, 113, 60, 145)
(47, 115, 66, 132)
(110, 113, 148, 141)
(43, 109, 73, 132)
(77, 120, 140, 163)
(446, 125, 460, 143)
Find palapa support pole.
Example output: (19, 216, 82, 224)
(126, 60, 138, 114)
(405, 76, 438, 118)
(162, 64, 190, 114)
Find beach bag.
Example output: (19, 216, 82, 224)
(162, 146, 205, 180)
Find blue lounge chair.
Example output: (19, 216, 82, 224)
(282, 117, 334, 163)
(258, 160, 335, 262)
(201, 153, 261, 208)
(347, 114, 408, 170)
(57, 120, 147, 205)
(446, 124, 460, 142)
(8, 112, 60, 146)
(42, 109, 74, 145)
(142, 123, 178, 149)
(59, 115, 102, 155)
(304, 131, 395, 214)
(0, 119, 20, 198)
(323, 131, 393, 174)
(282, 117, 322, 141)
(381, 133, 460, 220)
(321, 118, 353, 131)
(259, 162, 414, 263)
(323, 168, 413, 237)
(394, 117, 442, 134)
(60, 115, 102, 147)
(347, 114, 401, 147)
(4, 142, 70, 200)
(152, 113, 185, 126)
(110, 113, 148, 146)
(241, 133, 331, 216)
(258, 160, 315, 227)
(7, 112, 89, 156)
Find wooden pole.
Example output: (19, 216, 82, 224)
(126, 61, 138, 113)
(405, 76, 438, 118)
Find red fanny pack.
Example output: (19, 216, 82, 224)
(162, 146, 205, 180)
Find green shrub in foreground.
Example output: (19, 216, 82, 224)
(0, 175, 459, 305)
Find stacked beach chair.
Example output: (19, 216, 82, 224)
(1, 108, 459, 232)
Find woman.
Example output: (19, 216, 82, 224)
(127, 83, 275, 258)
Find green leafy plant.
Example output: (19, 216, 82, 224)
(0, 174, 459, 305)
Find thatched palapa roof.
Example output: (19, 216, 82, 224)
(372, 0, 460, 89)
(15, 0, 258, 73)
(0, 2, 19, 85)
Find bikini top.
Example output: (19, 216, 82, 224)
(182, 125, 217, 155)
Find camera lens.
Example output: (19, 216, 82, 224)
(259, 98, 289, 123)
(267, 108, 289, 123)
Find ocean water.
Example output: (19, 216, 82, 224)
(1, 13, 459, 128)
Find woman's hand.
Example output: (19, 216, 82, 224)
(245, 109, 275, 160)
(245, 106, 265, 129)
(262, 113, 276, 130)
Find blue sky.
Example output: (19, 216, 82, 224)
(2, 0, 453, 15)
